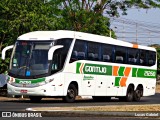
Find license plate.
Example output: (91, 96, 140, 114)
(20, 90, 28, 93)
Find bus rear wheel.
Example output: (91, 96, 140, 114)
(29, 96, 42, 103)
(119, 85, 134, 102)
(63, 84, 77, 103)
(133, 86, 143, 102)
(125, 85, 134, 102)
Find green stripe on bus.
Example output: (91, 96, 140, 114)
(76, 63, 112, 75)
(15, 78, 45, 84)
(132, 68, 156, 78)
(115, 77, 121, 86)
(132, 68, 137, 77)
(76, 62, 81, 74)
(118, 67, 125, 76)
(76, 62, 157, 78)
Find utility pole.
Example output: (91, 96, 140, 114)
(123, 20, 125, 41)
(110, 29, 112, 37)
(149, 32, 151, 45)
(136, 23, 138, 43)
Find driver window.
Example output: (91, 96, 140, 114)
(70, 40, 86, 63)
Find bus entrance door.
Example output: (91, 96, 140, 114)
(81, 75, 95, 96)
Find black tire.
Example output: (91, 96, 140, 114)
(0, 91, 7, 97)
(29, 96, 42, 103)
(92, 96, 111, 102)
(63, 84, 77, 103)
(0, 85, 7, 97)
(126, 85, 134, 102)
(133, 86, 142, 102)
(119, 85, 134, 102)
(0, 89, 7, 97)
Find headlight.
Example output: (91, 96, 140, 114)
(8, 77, 15, 84)
(38, 78, 54, 86)
(38, 81, 46, 86)
(45, 78, 54, 83)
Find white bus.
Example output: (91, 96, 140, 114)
(2, 30, 157, 103)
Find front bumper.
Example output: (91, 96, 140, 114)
(7, 83, 64, 96)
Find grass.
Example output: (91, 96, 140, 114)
(73, 105, 160, 111)
(32, 104, 160, 111)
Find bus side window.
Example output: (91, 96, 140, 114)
(128, 48, 139, 65)
(148, 51, 156, 66)
(70, 40, 86, 63)
(102, 44, 113, 62)
(87, 42, 100, 61)
(77, 52, 85, 60)
(71, 51, 78, 61)
(139, 50, 147, 66)
(115, 46, 126, 64)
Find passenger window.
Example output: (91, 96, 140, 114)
(148, 51, 156, 66)
(87, 42, 100, 61)
(139, 50, 147, 66)
(70, 40, 86, 63)
(115, 46, 126, 64)
(128, 48, 139, 65)
(102, 44, 113, 62)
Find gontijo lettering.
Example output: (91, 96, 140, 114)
(19, 81, 31, 84)
(76, 63, 112, 75)
(85, 66, 106, 73)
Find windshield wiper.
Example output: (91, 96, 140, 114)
(15, 66, 28, 76)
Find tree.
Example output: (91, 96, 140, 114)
(0, 0, 57, 73)
(150, 44, 160, 73)
(1, 0, 160, 73)
(50, 0, 116, 37)
(50, 0, 160, 36)
(50, 0, 160, 71)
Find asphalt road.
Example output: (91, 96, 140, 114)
(0, 93, 159, 111)
(0, 94, 160, 119)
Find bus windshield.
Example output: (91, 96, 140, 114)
(9, 38, 73, 78)
(9, 41, 52, 78)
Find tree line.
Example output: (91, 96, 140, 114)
(0, 0, 160, 73)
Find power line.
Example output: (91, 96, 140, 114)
(110, 17, 160, 45)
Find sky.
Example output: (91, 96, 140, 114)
(110, 8, 160, 46)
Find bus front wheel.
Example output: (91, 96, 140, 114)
(63, 84, 77, 103)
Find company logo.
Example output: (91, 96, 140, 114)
(19, 81, 31, 84)
(85, 66, 107, 73)
(76, 63, 112, 75)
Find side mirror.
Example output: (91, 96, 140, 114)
(48, 45, 63, 60)
(2, 45, 14, 60)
